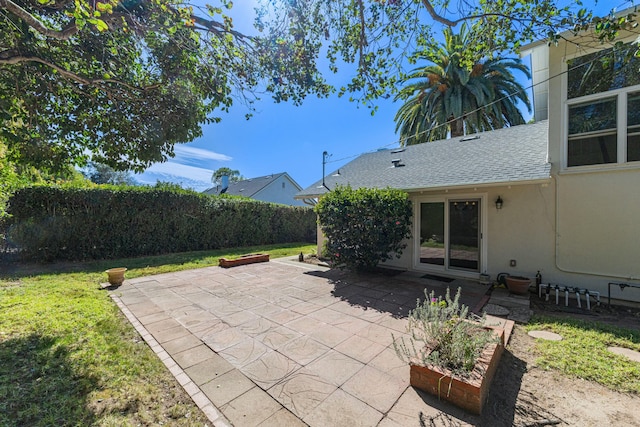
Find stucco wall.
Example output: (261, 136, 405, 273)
(544, 34, 640, 301)
(556, 169, 640, 277)
(385, 185, 556, 280)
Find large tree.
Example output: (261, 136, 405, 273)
(83, 162, 136, 185)
(0, 0, 331, 173)
(1, 0, 635, 172)
(394, 24, 531, 144)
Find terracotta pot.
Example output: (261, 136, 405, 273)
(105, 267, 127, 286)
(505, 276, 531, 295)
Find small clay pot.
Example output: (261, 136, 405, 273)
(105, 267, 127, 286)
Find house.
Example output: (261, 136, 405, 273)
(204, 172, 312, 207)
(296, 21, 640, 303)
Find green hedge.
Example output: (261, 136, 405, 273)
(3, 186, 316, 261)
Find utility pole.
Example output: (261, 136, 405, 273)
(321, 151, 331, 191)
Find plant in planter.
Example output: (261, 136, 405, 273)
(393, 287, 504, 414)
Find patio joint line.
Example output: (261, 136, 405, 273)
(110, 293, 232, 427)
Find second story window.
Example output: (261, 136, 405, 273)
(566, 42, 640, 168)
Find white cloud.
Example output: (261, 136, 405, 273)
(173, 145, 232, 162)
(134, 145, 232, 191)
(142, 161, 214, 183)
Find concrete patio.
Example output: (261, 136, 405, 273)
(109, 258, 510, 426)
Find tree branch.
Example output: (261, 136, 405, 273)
(421, 0, 456, 26)
(191, 14, 254, 42)
(0, 54, 160, 92)
(0, 0, 78, 40)
(420, 0, 544, 28)
(357, 0, 367, 69)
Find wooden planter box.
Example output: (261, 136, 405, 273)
(409, 327, 505, 415)
(219, 253, 269, 268)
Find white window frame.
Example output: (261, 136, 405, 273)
(562, 40, 640, 171)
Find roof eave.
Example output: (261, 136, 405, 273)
(295, 176, 552, 199)
(404, 176, 553, 194)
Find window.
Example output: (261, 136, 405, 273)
(566, 42, 640, 167)
(568, 98, 617, 166)
(627, 92, 640, 162)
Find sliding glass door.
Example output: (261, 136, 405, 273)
(419, 202, 445, 266)
(418, 199, 480, 272)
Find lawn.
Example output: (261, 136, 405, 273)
(526, 315, 640, 393)
(0, 243, 315, 426)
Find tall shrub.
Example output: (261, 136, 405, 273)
(3, 185, 316, 261)
(315, 186, 412, 271)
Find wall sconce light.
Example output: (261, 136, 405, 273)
(495, 196, 503, 210)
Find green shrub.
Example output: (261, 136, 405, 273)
(3, 185, 316, 261)
(314, 185, 412, 271)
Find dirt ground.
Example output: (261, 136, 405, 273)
(435, 299, 640, 427)
(481, 326, 639, 427)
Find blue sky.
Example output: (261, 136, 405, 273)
(134, 0, 613, 192)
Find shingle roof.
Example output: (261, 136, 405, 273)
(203, 172, 287, 197)
(296, 121, 551, 198)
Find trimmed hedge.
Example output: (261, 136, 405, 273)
(3, 186, 316, 261)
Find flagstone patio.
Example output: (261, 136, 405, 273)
(109, 258, 509, 426)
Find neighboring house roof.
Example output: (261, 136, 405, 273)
(296, 120, 551, 198)
(203, 172, 302, 197)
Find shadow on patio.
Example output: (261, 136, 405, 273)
(303, 268, 491, 320)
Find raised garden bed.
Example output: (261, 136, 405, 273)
(219, 253, 269, 268)
(409, 326, 505, 415)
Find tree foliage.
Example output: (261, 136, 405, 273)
(211, 167, 242, 186)
(83, 162, 136, 185)
(0, 143, 18, 218)
(0, 0, 332, 173)
(315, 186, 412, 271)
(1, 0, 636, 172)
(394, 24, 531, 144)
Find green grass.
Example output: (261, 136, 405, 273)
(526, 315, 640, 393)
(0, 243, 315, 426)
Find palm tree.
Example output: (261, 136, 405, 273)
(394, 24, 531, 145)
(211, 167, 242, 186)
